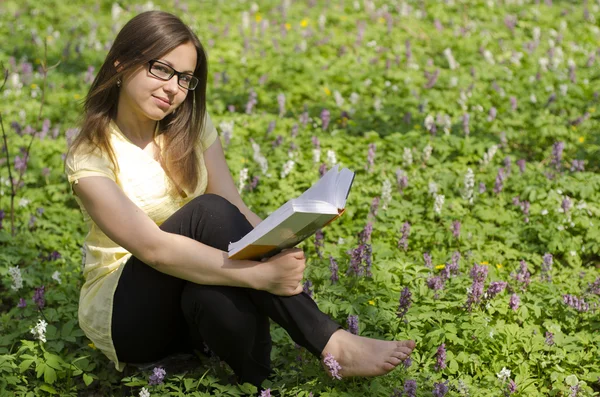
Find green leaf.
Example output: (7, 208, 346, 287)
(43, 366, 57, 384)
(83, 373, 93, 386)
(38, 384, 58, 394)
(19, 359, 35, 373)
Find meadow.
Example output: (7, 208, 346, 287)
(0, 0, 599, 396)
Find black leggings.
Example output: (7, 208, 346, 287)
(111, 194, 341, 386)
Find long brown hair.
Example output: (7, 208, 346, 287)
(67, 10, 208, 198)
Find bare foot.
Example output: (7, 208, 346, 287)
(321, 330, 415, 378)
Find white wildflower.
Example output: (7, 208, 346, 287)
(530, 93, 537, 103)
(241, 11, 250, 30)
(30, 319, 48, 343)
(373, 97, 382, 112)
(433, 194, 445, 215)
(424, 114, 435, 132)
(539, 57, 549, 72)
(366, 40, 377, 48)
(541, 209, 548, 215)
(483, 50, 495, 64)
(337, 237, 345, 245)
(51, 271, 62, 285)
(111, 3, 123, 20)
(280, 160, 295, 178)
(443, 48, 459, 70)
(333, 91, 344, 107)
(402, 148, 413, 167)
(381, 179, 392, 210)
(8, 266, 23, 291)
(429, 181, 439, 196)
(318, 14, 326, 30)
(364, 78, 372, 87)
(238, 168, 248, 193)
(219, 120, 234, 143)
(422, 144, 432, 163)
(251, 141, 269, 175)
(139, 387, 151, 397)
(313, 148, 321, 164)
(462, 168, 475, 204)
(349, 92, 359, 104)
(482, 145, 498, 166)
(559, 84, 568, 96)
(326, 149, 337, 166)
(450, 76, 458, 87)
(19, 198, 30, 207)
(497, 367, 511, 382)
(533, 26, 541, 42)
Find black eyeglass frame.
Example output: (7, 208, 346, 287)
(147, 59, 199, 90)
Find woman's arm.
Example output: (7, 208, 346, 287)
(203, 137, 262, 228)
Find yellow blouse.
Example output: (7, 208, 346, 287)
(65, 114, 218, 371)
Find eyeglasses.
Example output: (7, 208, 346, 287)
(147, 59, 199, 90)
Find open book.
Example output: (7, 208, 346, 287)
(228, 165, 355, 260)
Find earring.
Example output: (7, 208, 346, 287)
(116, 78, 121, 88)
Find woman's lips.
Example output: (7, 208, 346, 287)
(153, 96, 171, 109)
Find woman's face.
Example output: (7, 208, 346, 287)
(118, 41, 197, 121)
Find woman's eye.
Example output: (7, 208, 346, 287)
(181, 75, 192, 83)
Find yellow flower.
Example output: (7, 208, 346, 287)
(74, 94, 81, 100)
(414, 125, 421, 130)
(88, 342, 96, 350)
(285, 23, 291, 31)
(378, 17, 386, 24)
(588, 107, 595, 113)
(241, 158, 247, 164)
(300, 19, 308, 28)
(435, 264, 446, 270)
(323, 87, 331, 96)
(255, 13, 262, 22)
(30, 84, 38, 89)
(578, 136, 585, 143)
(480, 261, 489, 265)
(368, 300, 375, 306)
(340, 16, 347, 21)
(571, 125, 577, 131)
(496, 264, 503, 269)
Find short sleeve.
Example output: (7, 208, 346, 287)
(200, 112, 218, 152)
(65, 146, 117, 191)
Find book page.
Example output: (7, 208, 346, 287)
(297, 164, 340, 204)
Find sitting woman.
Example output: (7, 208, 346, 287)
(64, 10, 415, 388)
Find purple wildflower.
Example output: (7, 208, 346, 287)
(347, 315, 359, 335)
(329, 256, 339, 284)
(323, 353, 342, 380)
(508, 379, 517, 394)
(509, 294, 520, 311)
(28, 215, 36, 228)
(291, 124, 299, 138)
(300, 107, 309, 127)
(397, 287, 412, 320)
(462, 113, 470, 136)
(423, 252, 433, 269)
(551, 141, 565, 171)
(15, 155, 28, 173)
(33, 286, 45, 309)
(403, 379, 417, 397)
(277, 93, 286, 117)
(427, 276, 445, 292)
(467, 263, 489, 310)
(486, 281, 508, 299)
(561, 197, 572, 213)
(272, 135, 283, 148)
(570, 160, 585, 172)
(0, 210, 4, 230)
(398, 222, 410, 251)
(494, 167, 505, 194)
(314, 229, 324, 259)
(504, 156, 512, 174)
(366, 143, 376, 172)
(249, 176, 259, 191)
(402, 357, 412, 369)
(435, 344, 447, 371)
(510, 96, 517, 111)
(542, 253, 553, 282)
(442, 252, 461, 280)
(396, 169, 408, 193)
(18, 298, 27, 308)
(512, 260, 531, 291)
(370, 197, 380, 218)
(320, 109, 330, 130)
(452, 220, 461, 239)
(319, 163, 328, 177)
(148, 366, 166, 385)
(84, 65, 95, 84)
(569, 384, 580, 397)
(259, 389, 271, 397)
(545, 331, 554, 346)
(521, 201, 530, 223)
(245, 90, 258, 114)
(479, 182, 487, 194)
(589, 277, 600, 295)
(488, 107, 497, 122)
(360, 222, 373, 244)
(311, 136, 320, 149)
(303, 280, 313, 298)
(424, 69, 440, 89)
(563, 294, 590, 312)
(517, 159, 526, 173)
(432, 381, 449, 397)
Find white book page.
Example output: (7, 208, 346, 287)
(297, 164, 340, 204)
(335, 168, 355, 208)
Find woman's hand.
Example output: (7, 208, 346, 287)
(259, 249, 306, 296)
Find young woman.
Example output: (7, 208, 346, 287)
(65, 10, 415, 388)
